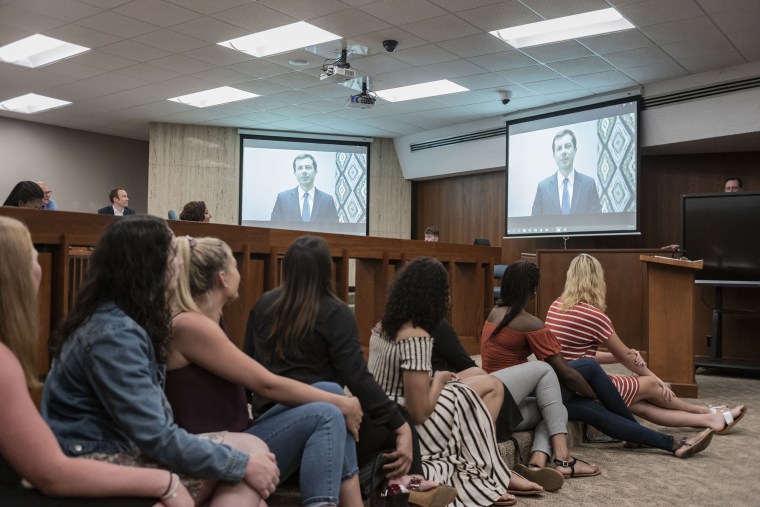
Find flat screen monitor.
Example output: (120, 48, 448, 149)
(681, 192, 760, 284)
(240, 134, 370, 235)
(505, 97, 640, 238)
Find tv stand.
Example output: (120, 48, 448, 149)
(694, 283, 760, 374)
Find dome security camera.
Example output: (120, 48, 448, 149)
(498, 89, 512, 106)
(382, 39, 398, 52)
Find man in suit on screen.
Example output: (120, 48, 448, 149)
(531, 129, 602, 216)
(270, 153, 339, 223)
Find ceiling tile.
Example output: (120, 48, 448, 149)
(160, 0, 252, 15)
(361, 0, 447, 26)
(622, 61, 688, 82)
(211, 2, 295, 32)
(577, 29, 654, 55)
(616, 0, 704, 27)
(226, 59, 293, 78)
(99, 40, 173, 62)
(469, 50, 537, 71)
(388, 44, 459, 66)
(419, 58, 490, 78)
(499, 65, 561, 83)
(437, 33, 513, 58)
(0, 5, 67, 32)
(350, 27, 427, 54)
(661, 35, 739, 60)
(310, 8, 390, 38)
(150, 54, 216, 74)
(570, 70, 637, 87)
(76, 11, 161, 38)
(456, 1, 541, 32)
(78, 0, 132, 7)
(46, 24, 121, 49)
(677, 51, 747, 74)
(170, 16, 249, 43)
(189, 67, 254, 85)
(427, 0, 504, 12)
(16, 0, 102, 22)
(518, 0, 611, 18)
(255, 0, 347, 20)
(547, 56, 616, 77)
(518, 41, 593, 63)
(133, 29, 209, 53)
(114, 0, 201, 27)
(400, 15, 481, 43)
(640, 17, 723, 45)
(264, 71, 324, 90)
(349, 54, 412, 74)
(449, 72, 512, 90)
(183, 44, 256, 65)
(729, 29, 760, 61)
(710, 5, 760, 33)
(522, 78, 584, 94)
(116, 62, 182, 82)
(159, 74, 218, 92)
(602, 46, 674, 69)
(70, 50, 140, 71)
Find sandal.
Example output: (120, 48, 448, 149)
(552, 457, 602, 479)
(405, 477, 458, 507)
(713, 405, 747, 435)
(492, 493, 516, 506)
(674, 428, 713, 459)
(512, 463, 564, 492)
(506, 472, 543, 496)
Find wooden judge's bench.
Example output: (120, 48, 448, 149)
(0, 207, 500, 379)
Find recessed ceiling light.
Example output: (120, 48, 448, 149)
(218, 21, 341, 58)
(0, 93, 71, 114)
(288, 59, 310, 66)
(490, 8, 634, 48)
(0, 34, 90, 68)
(167, 86, 259, 108)
(375, 80, 469, 102)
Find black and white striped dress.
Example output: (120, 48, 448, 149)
(368, 328, 512, 507)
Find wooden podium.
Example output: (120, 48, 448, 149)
(640, 255, 703, 398)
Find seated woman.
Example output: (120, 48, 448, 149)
(481, 260, 714, 460)
(0, 215, 191, 506)
(167, 235, 363, 507)
(42, 216, 278, 507)
(546, 253, 746, 434)
(368, 256, 545, 507)
(179, 201, 211, 222)
(3, 180, 44, 208)
(244, 236, 455, 507)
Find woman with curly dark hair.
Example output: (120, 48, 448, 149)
(368, 257, 544, 507)
(179, 201, 211, 222)
(42, 216, 280, 506)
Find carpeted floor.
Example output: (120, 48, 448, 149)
(270, 365, 759, 507)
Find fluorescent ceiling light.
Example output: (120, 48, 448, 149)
(168, 86, 259, 108)
(375, 80, 469, 102)
(0, 34, 90, 68)
(490, 8, 634, 48)
(0, 93, 71, 114)
(218, 21, 341, 57)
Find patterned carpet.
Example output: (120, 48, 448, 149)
(270, 365, 759, 507)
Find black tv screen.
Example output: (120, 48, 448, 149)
(240, 134, 370, 235)
(681, 192, 760, 284)
(505, 97, 640, 238)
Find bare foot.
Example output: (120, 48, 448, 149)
(388, 474, 439, 491)
(553, 457, 599, 477)
(493, 492, 516, 506)
(507, 472, 543, 493)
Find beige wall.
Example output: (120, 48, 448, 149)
(0, 117, 148, 213)
(148, 122, 411, 239)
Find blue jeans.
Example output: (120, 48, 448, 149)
(247, 381, 358, 507)
(562, 358, 674, 452)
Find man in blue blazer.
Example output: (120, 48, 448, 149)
(531, 129, 602, 216)
(97, 188, 135, 216)
(270, 153, 339, 223)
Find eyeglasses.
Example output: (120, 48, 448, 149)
(43, 191, 53, 196)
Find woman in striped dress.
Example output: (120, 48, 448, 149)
(546, 253, 746, 434)
(368, 257, 544, 507)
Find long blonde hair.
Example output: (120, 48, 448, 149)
(173, 235, 231, 313)
(558, 253, 607, 311)
(0, 217, 41, 388)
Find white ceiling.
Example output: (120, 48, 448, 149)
(0, 0, 759, 141)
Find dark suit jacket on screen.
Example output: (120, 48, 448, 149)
(531, 170, 602, 216)
(97, 205, 135, 215)
(270, 187, 339, 223)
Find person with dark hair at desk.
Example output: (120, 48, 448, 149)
(531, 129, 601, 216)
(270, 154, 339, 223)
(3, 181, 44, 209)
(97, 188, 134, 216)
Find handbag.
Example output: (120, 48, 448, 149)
(359, 449, 410, 507)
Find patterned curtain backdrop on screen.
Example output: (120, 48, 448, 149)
(334, 152, 368, 223)
(596, 113, 637, 213)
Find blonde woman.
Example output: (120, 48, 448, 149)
(546, 253, 746, 434)
(0, 216, 191, 506)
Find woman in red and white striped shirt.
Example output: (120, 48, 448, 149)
(546, 254, 746, 435)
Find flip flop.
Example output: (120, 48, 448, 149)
(513, 463, 564, 492)
(714, 405, 748, 435)
(553, 457, 602, 479)
(674, 428, 713, 459)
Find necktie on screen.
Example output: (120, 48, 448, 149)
(302, 193, 311, 222)
(561, 177, 570, 215)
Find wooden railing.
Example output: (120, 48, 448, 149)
(1, 208, 500, 374)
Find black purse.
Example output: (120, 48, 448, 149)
(359, 449, 410, 507)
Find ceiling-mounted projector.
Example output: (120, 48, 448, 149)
(346, 93, 375, 109)
(319, 64, 356, 81)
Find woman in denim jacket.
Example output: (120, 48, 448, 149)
(42, 216, 278, 506)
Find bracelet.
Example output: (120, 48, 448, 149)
(161, 473, 180, 500)
(161, 471, 173, 497)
